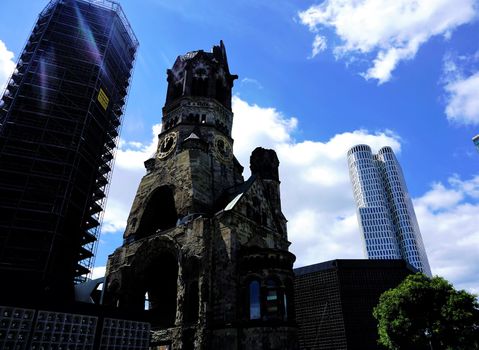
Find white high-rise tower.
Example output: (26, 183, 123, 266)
(347, 145, 431, 276)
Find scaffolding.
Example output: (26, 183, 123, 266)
(0, 0, 138, 299)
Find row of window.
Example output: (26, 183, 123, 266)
(362, 211, 390, 220)
(247, 278, 293, 322)
(368, 250, 400, 258)
(363, 222, 392, 231)
(365, 237, 397, 246)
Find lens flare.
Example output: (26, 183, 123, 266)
(37, 47, 56, 110)
(74, 3, 102, 66)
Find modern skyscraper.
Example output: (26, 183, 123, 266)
(0, 0, 138, 303)
(473, 134, 479, 153)
(347, 145, 431, 276)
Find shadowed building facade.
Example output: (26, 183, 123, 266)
(294, 259, 415, 350)
(0, 0, 138, 303)
(104, 42, 298, 349)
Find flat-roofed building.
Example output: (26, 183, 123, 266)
(294, 259, 415, 350)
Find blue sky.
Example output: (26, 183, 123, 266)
(1, 0, 478, 293)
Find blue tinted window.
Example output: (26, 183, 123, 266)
(249, 281, 260, 320)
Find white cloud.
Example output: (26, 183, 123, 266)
(415, 182, 463, 211)
(240, 77, 263, 90)
(444, 72, 479, 125)
(115, 123, 161, 170)
(299, 0, 477, 84)
(0, 40, 16, 91)
(414, 175, 479, 293)
(310, 35, 327, 58)
(232, 96, 298, 165)
(101, 124, 161, 234)
(91, 266, 106, 280)
(100, 96, 478, 293)
(441, 52, 479, 125)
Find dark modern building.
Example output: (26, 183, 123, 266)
(294, 259, 415, 350)
(0, 0, 138, 303)
(473, 134, 479, 153)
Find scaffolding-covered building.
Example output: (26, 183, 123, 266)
(0, 0, 138, 303)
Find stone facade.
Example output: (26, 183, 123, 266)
(105, 41, 298, 350)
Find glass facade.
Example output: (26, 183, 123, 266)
(0, 0, 138, 302)
(347, 145, 431, 276)
(473, 134, 479, 153)
(249, 281, 261, 320)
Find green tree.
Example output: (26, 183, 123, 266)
(373, 273, 479, 350)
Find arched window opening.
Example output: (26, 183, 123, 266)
(225, 89, 232, 109)
(130, 218, 137, 230)
(144, 252, 178, 327)
(144, 292, 150, 310)
(191, 77, 208, 97)
(106, 281, 120, 308)
(171, 82, 182, 100)
(166, 78, 183, 104)
(249, 280, 261, 320)
(251, 197, 262, 223)
(264, 278, 281, 320)
(184, 280, 199, 323)
(215, 79, 226, 106)
(136, 186, 177, 239)
(90, 281, 103, 305)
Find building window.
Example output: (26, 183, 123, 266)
(264, 278, 280, 320)
(144, 292, 150, 310)
(144, 252, 178, 327)
(192, 77, 208, 97)
(215, 79, 226, 105)
(135, 186, 177, 239)
(249, 280, 261, 320)
(284, 278, 294, 321)
(107, 281, 121, 308)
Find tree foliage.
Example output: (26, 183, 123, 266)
(373, 273, 479, 350)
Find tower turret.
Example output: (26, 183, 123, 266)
(163, 40, 238, 136)
(250, 147, 287, 237)
(122, 41, 242, 242)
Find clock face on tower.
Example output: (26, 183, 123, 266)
(214, 134, 233, 163)
(157, 132, 178, 159)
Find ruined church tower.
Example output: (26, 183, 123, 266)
(105, 41, 298, 350)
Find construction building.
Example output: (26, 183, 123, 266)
(0, 0, 138, 303)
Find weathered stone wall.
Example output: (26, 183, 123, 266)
(105, 42, 298, 350)
(106, 216, 212, 349)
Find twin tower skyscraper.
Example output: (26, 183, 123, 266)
(347, 145, 431, 276)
